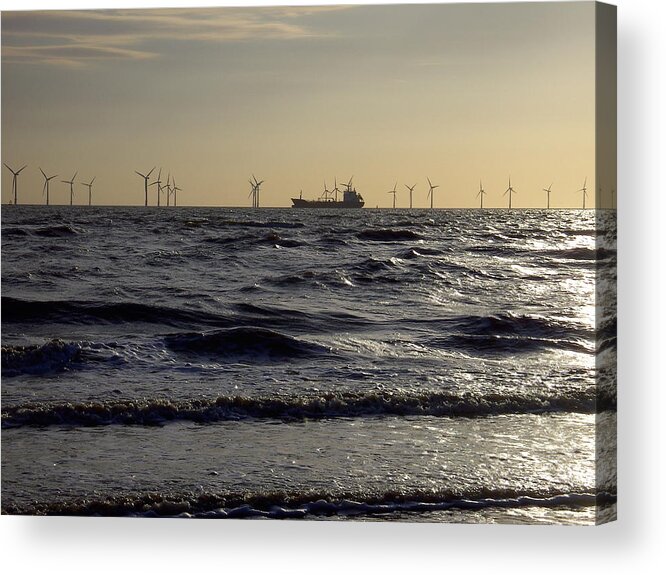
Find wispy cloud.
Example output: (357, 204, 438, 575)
(1, 6, 350, 67)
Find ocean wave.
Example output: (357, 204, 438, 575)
(233, 303, 369, 332)
(357, 229, 422, 242)
(1, 296, 232, 328)
(597, 317, 617, 352)
(422, 313, 594, 354)
(33, 224, 82, 237)
(213, 219, 305, 229)
(1, 226, 29, 237)
(398, 246, 445, 259)
(1, 340, 82, 377)
(441, 312, 592, 339)
(542, 247, 615, 261)
(1, 389, 613, 428)
(203, 231, 303, 248)
(433, 334, 593, 355)
(164, 327, 332, 360)
(2, 486, 616, 518)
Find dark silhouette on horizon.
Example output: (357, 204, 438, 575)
(135, 167, 155, 207)
(577, 177, 588, 209)
(427, 177, 439, 209)
(388, 182, 398, 208)
(477, 180, 486, 208)
(543, 182, 553, 209)
(504, 176, 517, 209)
(150, 168, 163, 206)
(82, 177, 96, 206)
(61, 171, 77, 205)
(40, 168, 57, 206)
(405, 183, 416, 209)
(4, 163, 27, 205)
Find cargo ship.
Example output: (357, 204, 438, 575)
(291, 180, 364, 208)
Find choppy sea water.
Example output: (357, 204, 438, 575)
(1, 206, 616, 523)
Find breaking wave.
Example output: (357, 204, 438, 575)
(1, 388, 614, 428)
(1, 340, 82, 377)
(2, 486, 616, 518)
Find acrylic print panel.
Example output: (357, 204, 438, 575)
(1, 1, 616, 524)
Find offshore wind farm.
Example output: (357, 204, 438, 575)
(2, 2, 616, 524)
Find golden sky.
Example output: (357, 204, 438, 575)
(2, 2, 607, 208)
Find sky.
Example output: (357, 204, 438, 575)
(2, 1, 612, 208)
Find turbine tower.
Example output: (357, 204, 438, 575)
(503, 176, 517, 209)
(40, 168, 58, 206)
(172, 177, 181, 207)
(543, 182, 553, 209)
(62, 172, 77, 206)
(476, 180, 486, 209)
(3, 163, 27, 205)
(577, 177, 588, 209)
(82, 177, 96, 206)
(149, 168, 163, 206)
(333, 178, 340, 202)
(135, 167, 155, 207)
(404, 183, 416, 209)
(388, 182, 398, 209)
(248, 178, 257, 207)
(165, 173, 172, 206)
(427, 177, 439, 209)
(322, 180, 332, 201)
(250, 174, 264, 208)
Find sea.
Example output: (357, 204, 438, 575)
(1, 206, 617, 524)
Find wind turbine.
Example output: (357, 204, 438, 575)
(39, 168, 58, 206)
(165, 173, 172, 206)
(403, 183, 416, 209)
(248, 178, 257, 207)
(62, 172, 77, 206)
(543, 182, 553, 209)
(135, 167, 155, 206)
(172, 177, 181, 207)
(3, 163, 27, 205)
(149, 168, 163, 206)
(388, 182, 398, 209)
(476, 180, 486, 209)
(251, 174, 264, 208)
(577, 177, 588, 209)
(333, 178, 340, 202)
(503, 176, 517, 209)
(427, 177, 439, 209)
(82, 177, 96, 206)
(322, 180, 332, 201)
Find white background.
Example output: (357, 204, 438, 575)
(1, 0, 663, 573)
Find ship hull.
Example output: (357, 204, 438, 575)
(291, 198, 364, 209)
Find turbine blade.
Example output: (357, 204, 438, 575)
(147, 167, 155, 178)
(136, 171, 145, 178)
(40, 167, 47, 179)
(17, 165, 27, 174)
